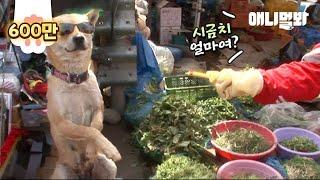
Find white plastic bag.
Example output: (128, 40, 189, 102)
(148, 41, 174, 75)
(0, 73, 21, 96)
(250, 0, 264, 7)
(135, 0, 148, 15)
(254, 102, 320, 134)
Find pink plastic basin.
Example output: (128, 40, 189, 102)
(217, 160, 283, 179)
(211, 120, 277, 161)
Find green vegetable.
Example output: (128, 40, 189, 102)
(281, 136, 319, 152)
(214, 128, 270, 154)
(231, 173, 262, 179)
(196, 97, 239, 124)
(134, 95, 238, 161)
(231, 96, 262, 120)
(283, 156, 320, 179)
(153, 155, 214, 179)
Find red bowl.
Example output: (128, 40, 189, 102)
(211, 120, 277, 161)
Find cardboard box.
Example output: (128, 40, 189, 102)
(159, 26, 180, 45)
(160, 7, 182, 27)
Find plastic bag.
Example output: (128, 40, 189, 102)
(265, 156, 288, 178)
(303, 111, 320, 135)
(124, 33, 163, 126)
(148, 40, 174, 75)
(135, 0, 148, 15)
(279, 38, 305, 62)
(134, 33, 163, 93)
(250, 0, 264, 8)
(254, 102, 320, 134)
(0, 73, 21, 96)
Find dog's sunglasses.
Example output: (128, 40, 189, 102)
(58, 22, 95, 35)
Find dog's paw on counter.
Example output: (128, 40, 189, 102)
(104, 108, 121, 124)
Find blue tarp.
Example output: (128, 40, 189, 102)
(133, 32, 163, 93)
(124, 33, 163, 126)
(294, 26, 320, 48)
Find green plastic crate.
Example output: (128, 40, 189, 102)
(164, 75, 216, 100)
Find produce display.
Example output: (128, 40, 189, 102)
(131, 90, 319, 179)
(231, 96, 262, 119)
(231, 173, 262, 180)
(214, 128, 270, 154)
(283, 156, 320, 179)
(196, 97, 239, 123)
(134, 95, 238, 161)
(280, 136, 319, 152)
(153, 155, 214, 179)
(254, 102, 312, 130)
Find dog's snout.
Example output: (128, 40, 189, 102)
(73, 36, 85, 45)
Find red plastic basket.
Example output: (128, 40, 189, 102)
(211, 120, 277, 161)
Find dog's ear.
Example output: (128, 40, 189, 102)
(86, 9, 100, 25)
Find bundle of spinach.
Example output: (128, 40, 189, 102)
(214, 128, 270, 154)
(281, 136, 319, 152)
(153, 155, 214, 179)
(134, 95, 238, 160)
(283, 156, 320, 179)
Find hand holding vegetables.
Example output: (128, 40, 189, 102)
(187, 69, 263, 99)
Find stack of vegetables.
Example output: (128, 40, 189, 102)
(133, 95, 239, 162)
(131, 73, 319, 178)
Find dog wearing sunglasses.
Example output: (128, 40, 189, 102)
(46, 10, 121, 179)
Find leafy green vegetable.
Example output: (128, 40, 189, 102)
(283, 156, 320, 179)
(281, 136, 319, 152)
(214, 128, 270, 154)
(133, 95, 238, 161)
(153, 155, 214, 179)
(231, 96, 262, 120)
(196, 97, 239, 123)
(231, 173, 262, 179)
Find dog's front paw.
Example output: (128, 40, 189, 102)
(96, 136, 121, 162)
(92, 153, 117, 179)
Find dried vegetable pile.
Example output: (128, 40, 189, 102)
(214, 128, 270, 154)
(280, 136, 319, 152)
(283, 157, 320, 179)
(153, 155, 214, 179)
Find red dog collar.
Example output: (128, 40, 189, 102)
(46, 63, 89, 84)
